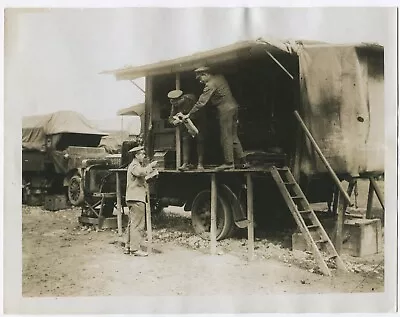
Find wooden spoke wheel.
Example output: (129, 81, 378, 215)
(67, 175, 85, 206)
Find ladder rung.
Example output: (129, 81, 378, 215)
(272, 165, 346, 276)
(325, 255, 338, 261)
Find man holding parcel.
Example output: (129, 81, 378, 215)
(168, 89, 205, 171)
(124, 145, 158, 256)
(183, 66, 249, 171)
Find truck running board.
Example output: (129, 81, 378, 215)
(271, 166, 347, 276)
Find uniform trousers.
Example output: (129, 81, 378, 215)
(218, 107, 245, 164)
(125, 201, 146, 251)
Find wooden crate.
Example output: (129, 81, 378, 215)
(44, 194, 68, 211)
(292, 218, 383, 257)
(26, 193, 44, 206)
(153, 150, 176, 169)
(343, 218, 383, 257)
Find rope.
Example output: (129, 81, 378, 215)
(354, 181, 359, 209)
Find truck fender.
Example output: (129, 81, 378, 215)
(219, 184, 247, 227)
(63, 168, 82, 186)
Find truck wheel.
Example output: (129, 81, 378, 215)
(68, 175, 85, 206)
(191, 190, 233, 241)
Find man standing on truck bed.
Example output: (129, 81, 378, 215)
(124, 145, 158, 256)
(183, 66, 249, 171)
(168, 89, 205, 171)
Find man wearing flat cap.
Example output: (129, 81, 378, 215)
(124, 145, 158, 256)
(168, 89, 205, 171)
(183, 66, 249, 171)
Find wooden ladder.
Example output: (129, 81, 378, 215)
(271, 166, 347, 276)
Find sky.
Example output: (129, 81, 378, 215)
(5, 7, 394, 124)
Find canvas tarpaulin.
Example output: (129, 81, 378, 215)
(117, 103, 145, 134)
(22, 111, 107, 151)
(98, 131, 130, 154)
(297, 44, 384, 176)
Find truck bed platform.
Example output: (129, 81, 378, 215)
(110, 165, 279, 174)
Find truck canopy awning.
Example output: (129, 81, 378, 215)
(103, 38, 383, 81)
(117, 103, 145, 116)
(102, 38, 293, 80)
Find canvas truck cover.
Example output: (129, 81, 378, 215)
(296, 43, 384, 176)
(117, 103, 145, 134)
(22, 110, 107, 151)
(98, 131, 130, 154)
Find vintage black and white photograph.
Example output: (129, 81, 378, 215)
(3, 4, 397, 314)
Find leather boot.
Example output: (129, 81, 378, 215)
(215, 163, 234, 171)
(178, 163, 189, 171)
(197, 154, 204, 170)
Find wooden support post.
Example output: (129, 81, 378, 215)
(335, 191, 345, 255)
(175, 129, 181, 169)
(144, 76, 153, 157)
(175, 73, 181, 169)
(115, 172, 123, 236)
(246, 173, 254, 261)
(366, 179, 375, 219)
(145, 186, 152, 255)
(334, 179, 356, 254)
(175, 73, 181, 90)
(370, 177, 385, 209)
(210, 174, 217, 255)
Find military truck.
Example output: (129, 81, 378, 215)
(22, 110, 109, 206)
(104, 38, 384, 240)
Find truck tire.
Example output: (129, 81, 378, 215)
(67, 175, 85, 206)
(191, 190, 234, 241)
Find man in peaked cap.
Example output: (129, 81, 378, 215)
(124, 145, 158, 256)
(168, 89, 206, 171)
(194, 66, 210, 81)
(183, 66, 249, 171)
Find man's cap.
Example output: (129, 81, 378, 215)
(128, 145, 144, 153)
(167, 89, 183, 99)
(194, 66, 210, 73)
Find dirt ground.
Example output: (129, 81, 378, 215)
(22, 180, 384, 298)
